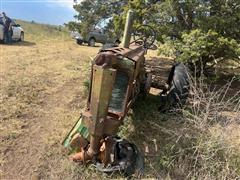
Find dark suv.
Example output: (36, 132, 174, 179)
(71, 30, 120, 47)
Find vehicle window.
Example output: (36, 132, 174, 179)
(11, 20, 16, 25)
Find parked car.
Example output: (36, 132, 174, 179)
(71, 29, 120, 47)
(0, 18, 24, 43)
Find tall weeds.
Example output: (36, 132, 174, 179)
(167, 78, 240, 179)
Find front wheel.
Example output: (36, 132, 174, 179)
(88, 38, 95, 47)
(19, 32, 24, 42)
(76, 39, 83, 45)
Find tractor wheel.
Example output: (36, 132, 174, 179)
(159, 62, 190, 112)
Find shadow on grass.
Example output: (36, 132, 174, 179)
(123, 94, 184, 178)
(9, 41, 36, 46)
(77, 43, 101, 48)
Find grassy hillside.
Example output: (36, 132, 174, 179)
(0, 20, 239, 179)
(16, 19, 69, 41)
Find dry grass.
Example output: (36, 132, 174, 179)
(0, 21, 240, 179)
(0, 23, 104, 179)
(173, 79, 240, 179)
(120, 77, 240, 179)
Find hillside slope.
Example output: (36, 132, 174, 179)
(16, 19, 69, 41)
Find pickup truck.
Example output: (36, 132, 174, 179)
(0, 18, 24, 43)
(71, 30, 120, 47)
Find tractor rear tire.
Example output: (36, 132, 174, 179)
(159, 63, 190, 112)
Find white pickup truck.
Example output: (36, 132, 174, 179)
(0, 17, 24, 43)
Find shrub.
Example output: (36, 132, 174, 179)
(178, 30, 240, 71)
(158, 29, 240, 74)
(158, 36, 178, 58)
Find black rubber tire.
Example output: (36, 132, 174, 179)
(159, 63, 190, 112)
(88, 38, 95, 47)
(19, 32, 24, 42)
(76, 39, 83, 45)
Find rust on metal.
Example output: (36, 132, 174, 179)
(88, 65, 116, 157)
(101, 44, 145, 62)
(63, 9, 160, 175)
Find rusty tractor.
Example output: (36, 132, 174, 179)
(63, 10, 189, 176)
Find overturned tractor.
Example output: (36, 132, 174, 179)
(63, 10, 189, 176)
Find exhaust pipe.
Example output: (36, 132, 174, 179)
(122, 10, 134, 48)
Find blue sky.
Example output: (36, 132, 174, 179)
(0, 0, 77, 25)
